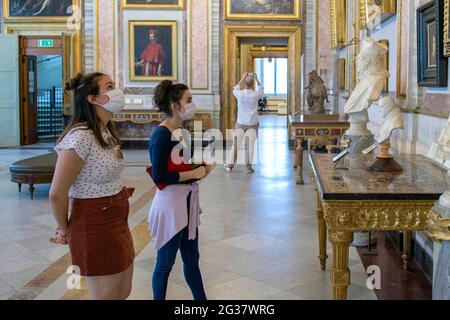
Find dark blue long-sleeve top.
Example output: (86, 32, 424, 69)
(148, 126, 197, 186)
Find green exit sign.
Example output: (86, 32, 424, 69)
(38, 40, 54, 48)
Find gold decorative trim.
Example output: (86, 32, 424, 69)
(3, 22, 83, 74)
(128, 20, 178, 82)
(224, 0, 301, 20)
(444, 0, 450, 57)
(428, 210, 450, 242)
(122, 0, 184, 10)
(396, 0, 406, 98)
(222, 24, 302, 131)
(321, 200, 434, 232)
(359, 0, 396, 29)
(189, 0, 209, 90)
(330, 0, 347, 49)
(3, 0, 81, 23)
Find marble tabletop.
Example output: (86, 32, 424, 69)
(309, 152, 450, 200)
(289, 112, 349, 125)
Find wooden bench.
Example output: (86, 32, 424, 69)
(9, 152, 57, 200)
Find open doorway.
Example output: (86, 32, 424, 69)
(19, 36, 68, 146)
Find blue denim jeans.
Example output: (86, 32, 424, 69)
(152, 226, 207, 300)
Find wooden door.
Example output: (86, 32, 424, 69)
(20, 55, 38, 145)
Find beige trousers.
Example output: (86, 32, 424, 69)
(227, 123, 259, 167)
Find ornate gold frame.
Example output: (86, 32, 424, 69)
(224, 0, 301, 20)
(330, 0, 347, 49)
(396, 0, 406, 97)
(222, 24, 301, 132)
(379, 39, 389, 92)
(444, 0, 450, 56)
(128, 20, 178, 82)
(122, 0, 184, 10)
(359, 0, 397, 29)
(3, 0, 81, 23)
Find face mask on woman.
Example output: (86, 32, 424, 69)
(178, 102, 196, 121)
(97, 89, 126, 113)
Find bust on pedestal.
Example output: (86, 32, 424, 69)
(366, 97, 404, 172)
(343, 37, 389, 154)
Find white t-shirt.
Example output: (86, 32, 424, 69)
(54, 125, 125, 199)
(233, 85, 264, 126)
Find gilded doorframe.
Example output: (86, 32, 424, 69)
(222, 24, 301, 132)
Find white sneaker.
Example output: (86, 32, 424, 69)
(224, 164, 233, 172)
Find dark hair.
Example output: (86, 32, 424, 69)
(57, 72, 121, 148)
(153, 80, 189, 116)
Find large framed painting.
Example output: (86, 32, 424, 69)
(129, 21, 178, 82)
(417, 0, 448, 87)
(330, 0, 347, 48)
(360, 0, 396, 29)
(122, 0, 184, 10)
(224, 0, 301, 20)
(444, 0, 450, 56)
(379, 39, 389, 92)
(3, 0, 80, 22)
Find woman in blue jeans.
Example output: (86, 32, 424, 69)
(148, 80, 210, 300)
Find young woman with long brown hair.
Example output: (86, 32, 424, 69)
(49, 72, 135, 300)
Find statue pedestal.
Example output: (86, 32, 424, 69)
(432, 199, 450, 300)
(343, 111, 374, 154)
(366, 143, 403, 173)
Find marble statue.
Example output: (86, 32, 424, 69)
(377, 97, 404, 144)
(429, 114, 450, 300)
(306, 70, 328, 114)
(344, 37, 389, 154)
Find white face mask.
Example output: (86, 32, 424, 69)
(178, 102, 196, 121)
(98, 89, 125, 114)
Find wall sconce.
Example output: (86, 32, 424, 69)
(337, 37, 360, 48)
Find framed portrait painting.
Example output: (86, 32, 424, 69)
(3, 0, 80, 22)
(129, 21, 178, 82)
(224, 0, 301, 20)
(360, 0, 396, 29)
(417, 0, 448, 87)
(122, 0, 184, 10)
(444, 0, 450, 56)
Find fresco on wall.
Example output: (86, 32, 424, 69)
(8, 0, 73, 17)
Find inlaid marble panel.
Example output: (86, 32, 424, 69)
(96, 0, 116, 79)
(310, 152, 450, 200)
(190, 0, 209, 90)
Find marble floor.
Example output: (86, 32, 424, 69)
(0, 115, 377, 300)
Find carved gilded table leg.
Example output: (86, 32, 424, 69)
(316, 190, 328, 270)
(330, 230, 353, 300)
(402, 231, 412, 271)
(296, 138, 304, 185)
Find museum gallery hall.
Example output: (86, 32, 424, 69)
(0, 0, 449, 302)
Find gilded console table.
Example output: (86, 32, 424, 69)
(309, 152, 449, 300)
(289, 112, 349, 185)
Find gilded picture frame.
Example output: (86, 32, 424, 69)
(338, 58, 346, 91)
(360, 0, 397, 29)
(417, 0, 448, 87)
(330, 0, 347, 48)
(129, 20, 178, 82)
(3, 0, 81, 23)
(122, 0, 184, 10)
(224, 0, 301, 20)
(444, 0, 450, 56)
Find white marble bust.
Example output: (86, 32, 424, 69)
(377, 97, 404, 144)
(344, 37, 389, 115)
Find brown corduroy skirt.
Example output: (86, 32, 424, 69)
(67, 187, 135, 277)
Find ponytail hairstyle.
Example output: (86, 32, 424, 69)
(153, 80, 189, 116)
(58, 72, 121, 148)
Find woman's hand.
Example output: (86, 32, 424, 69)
(49, 227, 68, 245)
(193, 166, 207, 180)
